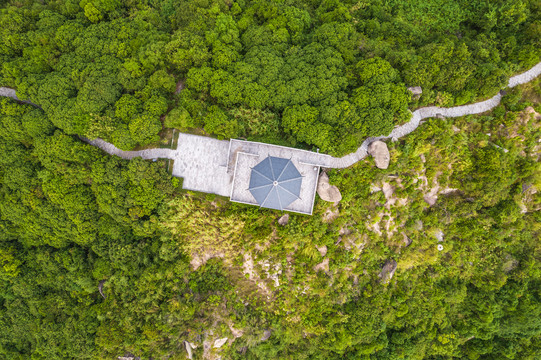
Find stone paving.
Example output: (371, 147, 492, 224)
(2, 61, 541, 212)
(85, 138, 175, 160)
(171, 133, 231, 197)
(508, 61, 541, 88)
(0, 87, 40, 108)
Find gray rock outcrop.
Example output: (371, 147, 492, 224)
(317, 172, 342, 203)
(213, 338, 228, 348)
(261, 330, 272, 341)
(378, 259, 398, 284)
(525, 106, 541, 120)
(0, 87, 41, 108)
(0, 87, 17, 100)
(98, 280, 107, 299)
(317, 245, 328, 257)
(184, 341, 194, 360)
(407, 86, 423, 98)
(402, 233, 412, 247)
(277, 214, 289, 226)
(368, 141, 390, 169)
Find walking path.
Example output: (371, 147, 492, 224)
(0, 87, 41, 108)
(84, 138, 176, 160)
(2, 60, 541, 199)
(321, 61, 541, 168)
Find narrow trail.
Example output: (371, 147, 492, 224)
(0, 87, 41, 108)
(83, 138, 176, 160)
(322, 61, 541, 168)
(1, 60, 541, 169)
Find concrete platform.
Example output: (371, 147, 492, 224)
(171, 133, 232, 197)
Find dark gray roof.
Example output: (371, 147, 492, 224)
(248, 156, 302, 210)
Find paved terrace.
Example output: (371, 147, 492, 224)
(2, 60, 541, 213)
(171, 133, 231, 197)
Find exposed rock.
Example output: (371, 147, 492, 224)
(184, 341, 194, 360)
(440, 187, 458, 195)
(314, 258, 329, 273)
(175, 79, 185, 94)
(228, 324, 244, 338)
(317, 245, 328, 257)
(260, 260, 282, 288)
(190, 251, 224, 271)
(382, 182, 394, 200)
(434, 230, 444, 242)
(322, 205, 340, 223)
(370, 184, 382, 193)
(277, 213, 289, 226)
(203, 338, 211, 358)
(368, 141, 390, 169)
(0, 87, 41, 108)
(452, 125, 460, 132)
(502, 254, 519, 273)
(214, 338, 228, 348)
(118, 355, 139, 360)
(242, 254, 272, 295)
(525, 106, 541, 120)
(407, 86, 423, 98)
(317, 172, 342, 202)
(415, 220, 423, 231)
(378, 259, 398, 284)
(493, 143, 509, 153)
(261, 329, 272, 341)
(402, 232, 412, 247)
(423, 190, 438, 206)
(98, 280, 107, 299)
(0, 87, 17, 99)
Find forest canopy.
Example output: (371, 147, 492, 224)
(1, 0, 540, 154)
(0, 0, 540, 359)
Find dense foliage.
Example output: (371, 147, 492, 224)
(1, 0, 540, 154)
(0, 0, 540, 359)
(1, 79, 540, 360)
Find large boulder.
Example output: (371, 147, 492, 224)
(317, 172, 342, 203)
(214, 338, 228, 348)
(402, 232, 412, 247)
(378, 259, 397, 284)
(184, 341, 194, 360)
(277, 213, 289, 226)
(260, 330, 272, 341)
(407, 86, 423, 98)
(368, 141, 390, 169)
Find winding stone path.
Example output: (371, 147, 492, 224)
(326, 92, 505, 168)
(84, 138, 175, 160)
(0, 87, 41, 108)
(321, 60, 541, 168)
(507, 61, 541, 88)
(1, 60, 541, 199)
